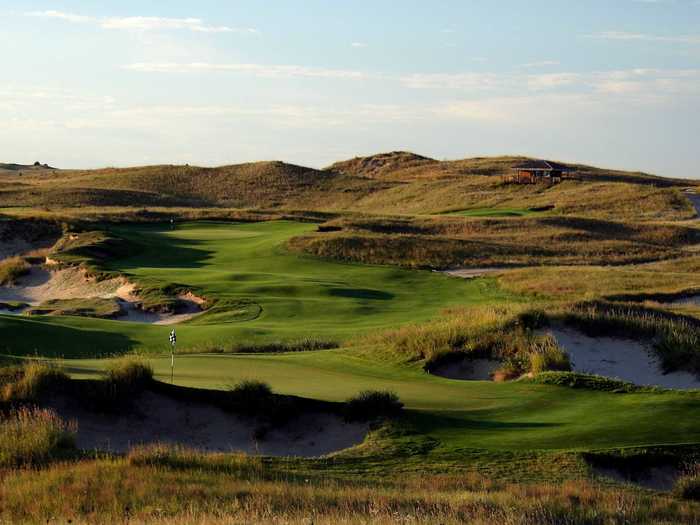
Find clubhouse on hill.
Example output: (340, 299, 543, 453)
(508, 160, 575, 184)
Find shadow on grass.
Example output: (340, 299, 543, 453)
(0, 316, 135, 359)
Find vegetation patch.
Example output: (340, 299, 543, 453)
(0, 256, 30, 285)
(25, 297, 122, 318)
(344, 390, 404, 421)
(0, 407, 76, 467)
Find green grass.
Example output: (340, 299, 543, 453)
(0, 221, 514, 357)
(61, 348, 700, 452)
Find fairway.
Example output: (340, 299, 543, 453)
(0, 221, 513, 357)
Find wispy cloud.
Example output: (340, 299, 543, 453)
(587, 31, 700, 44)
(519, 60, 561, 68)
(123, 62, 367, 79)
(351, 42, 368, 48)
(25, 11, 256, 34)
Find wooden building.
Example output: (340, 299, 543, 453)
(508, 160, 574, 184)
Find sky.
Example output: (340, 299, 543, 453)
(1, 1, 699, 178)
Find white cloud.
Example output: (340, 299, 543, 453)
(519, 60, 561, 68)
(351, 42, 368, 48)
(587, 31, 700, 44)
(123, 62, 368, 79)
(25, 11, 256, 34)
(25, 10, 93, 23)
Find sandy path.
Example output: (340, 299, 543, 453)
(430, 358, 500, 380)
(442, 268, 509, 279)
(542, 326, 700, 390)
(48, 391, 368, 457)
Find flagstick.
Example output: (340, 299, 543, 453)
(171, 344, 174, 384)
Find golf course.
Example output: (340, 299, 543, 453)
(1, 153, 699, 524)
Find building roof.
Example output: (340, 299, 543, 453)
(512, 160, 574, 172)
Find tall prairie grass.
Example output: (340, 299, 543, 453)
(1, 362, 68, 403)
(0, 256, 30, 285)
(0, 452, 697, 524)
(0, 407, 76, 467)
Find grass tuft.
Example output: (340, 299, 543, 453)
(0, 256, 30, 285)
(0, 407, 76, 467)
(345, 390, 403, 421)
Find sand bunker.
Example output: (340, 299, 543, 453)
(592, 464, 681, 491)
(688, 193, 700, 217)
(442, 268, 509, 279)
(671, 295, 700, 307)
(542, 326, 700, 390)
(0, 266, 204, 324)
(0, 236, 58, 261)
(0, 267, 124, 305)
(430, 357, 500, 381)
(47, 391, 368, 457)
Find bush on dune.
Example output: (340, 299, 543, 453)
(345, 390, 403, 421)
(0, 407, 76, 467)
(0, 256, 30, 285)
(675, 466, 700, 501)
(1, 363, 69, 403)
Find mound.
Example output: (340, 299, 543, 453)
(327, 151, 437, 179)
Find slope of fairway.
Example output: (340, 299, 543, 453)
(0, 221, 514, 357)
(64, 350, 700, 451)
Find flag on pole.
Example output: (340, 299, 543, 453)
(169, 329, 176, 383)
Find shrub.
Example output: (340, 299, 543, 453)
(105, 359, 154, 390)
(81, 359, 153, 413)
(227, 380, 274, 416)
(345, 390, 403, 422)
(1, 363, 68, 403)
(0, 407, 76, 467)
(675, 467, 700, 501)
(529, 336, 571, 374)
(0, 256, 30, 285)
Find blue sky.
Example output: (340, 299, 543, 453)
(1, 1, 699, 178)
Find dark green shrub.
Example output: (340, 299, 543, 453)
(345, 390, 403, 422)
(227, 380, 274, 416)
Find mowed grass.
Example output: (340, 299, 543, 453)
(0, 221, 514, 357)
(63, 349, 700, 451)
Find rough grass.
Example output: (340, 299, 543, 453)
(2, 153, 696, 221)
(26, 297, 122, 318)
(1, 363, 69, 403)
(289, 215, 698, 268)
(499, 255, 700, 301)
(359, 305, 568, 378)
(0, 453, 698, 524)
(0, 407, 75, 467)
(0, 256, 30, 285)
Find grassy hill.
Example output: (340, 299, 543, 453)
(1, 152, 697, 221)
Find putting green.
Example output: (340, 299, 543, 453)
(64, 350, 700, 451)
(0, 221, 514, 357)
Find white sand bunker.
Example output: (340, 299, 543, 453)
(48, 391, 368, 457)
(0, 266, 203, 324)
(430, 358, 500, 381)
(0, 266, 124, 305)
(542, 326, 700, 390)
